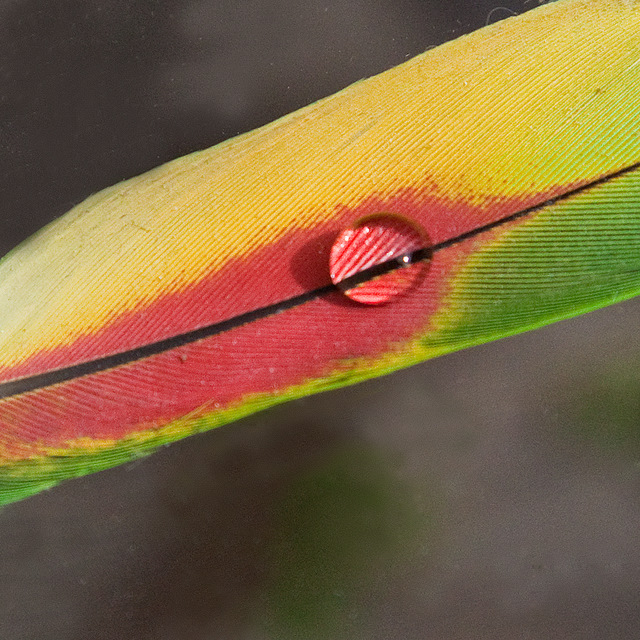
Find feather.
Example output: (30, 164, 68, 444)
(0, 0, 639, 505)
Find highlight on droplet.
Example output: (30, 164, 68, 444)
(329, 213, 431, 305)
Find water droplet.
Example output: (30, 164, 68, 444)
(329, 214, 431, 305)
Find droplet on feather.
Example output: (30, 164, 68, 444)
(329, 214, 431, 305)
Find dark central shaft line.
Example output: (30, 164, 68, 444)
(0, 160, 638, 400)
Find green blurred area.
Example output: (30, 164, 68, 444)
(263, 447, 430, 639)
(559, 362, 640, 454)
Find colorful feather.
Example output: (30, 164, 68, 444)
(1, 0, 639, 505)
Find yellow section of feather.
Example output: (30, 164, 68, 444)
(0, 0, 638, 370)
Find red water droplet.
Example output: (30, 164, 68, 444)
(329, 214, 431, 305)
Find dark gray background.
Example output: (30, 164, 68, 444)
(2, 1, 640, 638)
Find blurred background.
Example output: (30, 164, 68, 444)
(2, 1, 640, 638)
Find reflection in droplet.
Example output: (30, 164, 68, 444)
(329, 214, 431, 305)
